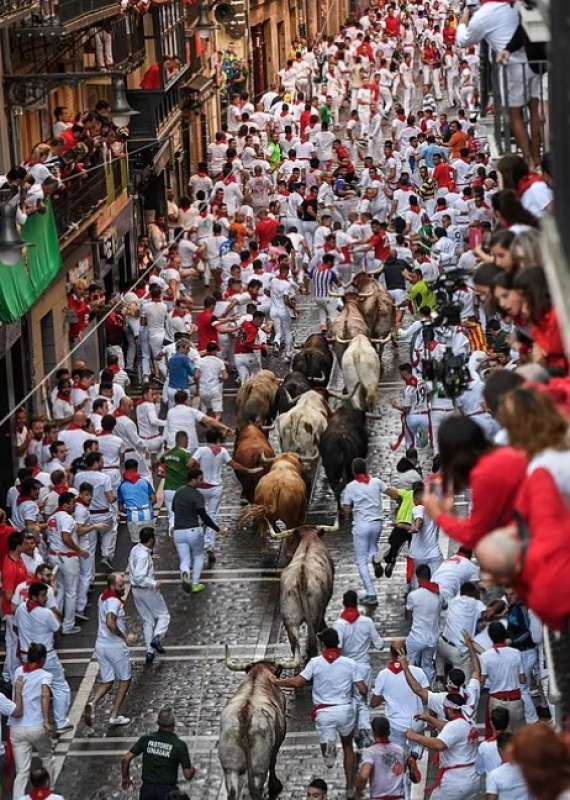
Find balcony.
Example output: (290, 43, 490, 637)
(53, 156, 129, 242)
(17, 0, 121, 33)
(126, 64, 190, 142)
(0, 0, 39, 27)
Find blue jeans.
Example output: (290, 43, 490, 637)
(173, 527, 204, 585)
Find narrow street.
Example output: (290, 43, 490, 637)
(52, 301, 449, 799)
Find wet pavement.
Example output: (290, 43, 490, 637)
(52, 301, 475, 800)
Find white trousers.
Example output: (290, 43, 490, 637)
(198, 484, 224, 550)
(11, 726, 54, 800)
(358, 108, 371, 136)
(521, 648, 539, 723)
(406, 634, 436, 685)
(380, 87, 393, 117)
(432, 67, 442, 100)
(55, 556, 80, 633)
(403, 85, 414, 117)
(173, 527, 204, 584)
(234, 353, 260, 386)
(164, 489, 176, 533)
(77, 529, 97, 613)
(271, 309, 294, 356)
(44, 651, 71, 729)
(315, 298, 337, 329)
(91, 511, 117, 559)
(352, 521, 381, 597)
(3, 616, 21, 681)
(131, 587, 171, 652)
(404, 413, 430, 448)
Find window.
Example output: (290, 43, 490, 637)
(40, 311, 56, 377)
(156, 0, 185, 86)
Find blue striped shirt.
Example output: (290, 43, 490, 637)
(309, 265, 339, 299)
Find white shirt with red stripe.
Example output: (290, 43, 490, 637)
(480, 645, 524, 695)
(361, 740, 406, 799)
(334, 613, 385, 666)
(300, 654, 360, 706)
(436, 716, 479, 792)
(373, 664, 428, 731)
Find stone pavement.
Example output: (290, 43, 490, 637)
(51, 302, 477, 800)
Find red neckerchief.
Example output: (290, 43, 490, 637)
(109, 364, 120, 374)
(387, 660, 404, 675)
(493, 642, 508, 653)
(197, 170, 208, 177)
(375, 736, 390, 744)
(419, 580, 440, 595)
(53, 483, 69, 496)
(341, 608, 360, 624)
(354, 474, 371, 484)
(100, 588, 124, 604)
(17, 494, 33, 506)
(209, 445, 222, 456)
(404, 376, 418, 387)
(322, 648, 342, 664)
(23, 662, 42, 673)
(31, 466, 41, 477)
(66, 423, 82, 430)
(57, 393, 72, 403)
(398, 114, 406, 123)
(517, 174, 545, 197)
(319, 262, 333, 271)
(31, 789, 53, 800)
(26, 599, 42, 614)
(122, 470, 141, 484)
(114, 409, 129, 418)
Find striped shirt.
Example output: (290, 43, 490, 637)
(309, 264, 339, 299)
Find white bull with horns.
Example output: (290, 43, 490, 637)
(328, 334, 383, 414)
(267, 519, 339, 660)
(277, 390, 330, 463)
(219, 648, 299, 800)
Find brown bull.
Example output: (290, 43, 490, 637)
(219, 648, 298, 800)
(352, 273, 395, 354)
(330, 291, 369, 362)
(268, 521, 338, 659)
(237, 454, 307, 543)
(233, 424, 275, 502)
(235, 369, 281, 428)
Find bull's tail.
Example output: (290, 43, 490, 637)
(236, 505, 268, 531)
(298, 564, 318, 658)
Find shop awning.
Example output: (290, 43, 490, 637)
(0, 202, 63, 323)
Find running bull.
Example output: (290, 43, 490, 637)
(277, 390, 330, 464)
(220, 649, 298, 800)
(319, 405, 368, 501)
(235, 370, 281, 428)
(329, 334, 383, 413)
(267, 521, 339, 660)
(233, 424, 275, 503)
(291, 333, 334, 386)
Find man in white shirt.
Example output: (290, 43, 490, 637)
(18, 766, 65, 800)
(341, 458, 392, 606)
(371, 643, 427, 786)
(163, 390, 231, 450)
(135, 384, 165, 456)
(475, 707, 510, 780)
(334, 589, 384, 746)
(432, 548, 480, 602)
(476, 622, 526, 732)
(406, 563, 444, 684)
(439, 583, 488, 679)
(128, 528, 170, 666)
(410, 484, 443, 584)
(406, 693, 480, 800)
(486, 732, 530, 800)
(85, 572, 134, 728)
(97, 414, 125, 490)
(196, 342, 227, 419)
(356, 716, 408, 800)
(15, 580, 72, 734)
(278, 628, 367, 799)
(140, 285, 168, 381)
(74, 452, 117, 570)
(58, 413, 91, 467)
(10, 643, 54, 800)
(269, 263, 297, 360)
(46, 492, 88, 635)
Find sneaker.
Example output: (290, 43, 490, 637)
(150, 635, 165, 654)
(100, 557, 113, 571)
(323, 741, 337, 768)
(108, 715, 131, 727)
(384, 561, 394, 578)
(373, 560, 384, 578)
(206, 551, 216, 569)
(145, 651, 155, 666)
(359, 595, 379, 606)
(181, 572, 192, 593)
(75, 611, 89, 622)
(62, 625, 82, 635)
(191, 583, 206, 593)
(56, 722, 74, 734)
(408, 755, 422, 784)
(84, 702, 95, 727)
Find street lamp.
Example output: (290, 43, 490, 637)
(110, 75, 139, 128)
(195, 0, 217, 41)
(0, 186, 26, 267)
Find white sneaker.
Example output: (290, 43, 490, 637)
(323, 741, 337, 768)
(108, 715, 131, 726)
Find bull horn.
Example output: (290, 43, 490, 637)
(283, 388, 300, 407)
(225, 644, 250, 672)
(328, 290, 344, 298)
(274, 654, 301, 671)
(310, 370, 327, 384)
(357, 289, 376, 298)
(334, 336, 353, 344)
(261, 422, 276, 431)
(266, 518, 297, 540)
(300, 450, 320, 463)
(327, 388, 350, 399)
(365, 412, 383, 419)
(369, 332, 393, 344)
(319, 516, 341, 533)
(260, 452, 277, 464)
(292, 343, 304, 350)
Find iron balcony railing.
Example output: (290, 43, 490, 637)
(25, 0, 118, 29)
(53, 156, 128, 240)
(482, 58, 549, 156)
(126, 65, 189, 141)
(0, 0, 39, 24)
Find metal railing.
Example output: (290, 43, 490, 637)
(53, 156, 128, 240)
(485, 59, 549, 155)
(24, 0, 118, 27)
(0, 0, 38, 19)
(126, 65, 189, 140)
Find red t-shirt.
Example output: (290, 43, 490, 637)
(196, 309, 219, 351)
(300, 111, 312, 135)
(68, 293, 91, 340)
(370, 231, 391, 262)
(385, 16, 400, 37)
(234, 321, 259, 354)
(255, 218, 279, 250)
(0, 525, 15, 569)
(2, 555, 28, 616)
(531, 309, 568, 375)
(433, 163, 456, 192)
(437, 447, 528, 548)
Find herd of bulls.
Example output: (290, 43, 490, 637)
(218, 283, 395, 800)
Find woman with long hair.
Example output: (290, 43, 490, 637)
(491, 189, 539, 233)
(422, 415, 528, 548)
(513, 267, 568, 375)
(511, 228, 543, 270)
(513, 723, 570, 800)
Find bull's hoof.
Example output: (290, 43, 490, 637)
(268, 778, 283, 798)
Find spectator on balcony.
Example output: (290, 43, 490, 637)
(140, 63, 162, 90)
(456, 1, 543, 167)
(53, 106, 73, 137)
(148, 214, 168, 263)
(95, 21, 114, 71)
(497, 155, 553, 220)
